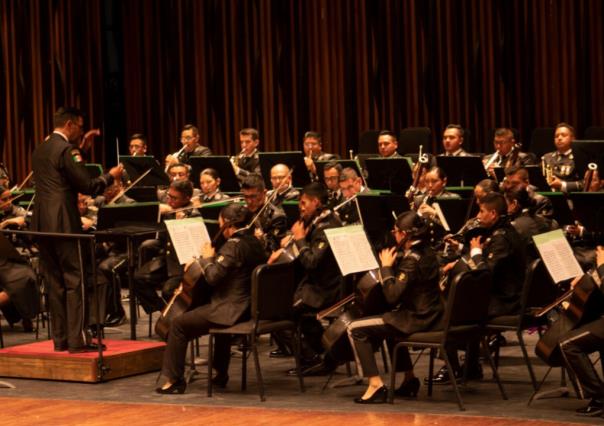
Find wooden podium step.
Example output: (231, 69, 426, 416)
(0, 339, 165, 382)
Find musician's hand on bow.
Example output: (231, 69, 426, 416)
(470, 236, 483, 250)
(267, 249, 284, 265)
(201, 242, 215, 259)
(79, 128, 101, 152)
(184, 259, 196, 272)
(108, 163, 124, 180)
(379, 246, 397, 268)
(291, 220, 307, 240)
(596, 245, 604, 268)
(254, 227, 265, 240)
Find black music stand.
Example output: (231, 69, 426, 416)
(126, 186, 158, 202)
(435, 198, 474, 233)
(545, 193, 575, 227)
(86, 163, 103, 179)
(315, 160, 362, 185)
(569, 193, 604, 235)
(95, 203, 161, 340)
(258, 151, 311, 189)
(118, 155, 170, 187)
(364, 158, 413, 195)
(526, 166, 551, 191)
(436, 156, 488, 187)
(356, 193, 408, 249)
(188, 156, 240, 192)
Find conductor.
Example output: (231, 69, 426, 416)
(32, 107, 123, 353)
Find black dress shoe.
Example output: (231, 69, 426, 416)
(576, 399, 603, 417)
(211, 373, 229, 388)
(460, 362, 483, 381)
(105, 312, 127, 327)
(354, 386, 388, 404)
(269, 348, 292, 358)
(286, 354, 322, 376)
(425, 365, 461, 385)
(54, 344, 68, 352)
(68, 345, 100, 354)
(156, 377, 186, 394)
(395, 377, 420, 397)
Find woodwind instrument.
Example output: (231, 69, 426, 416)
(584, 162, 598, 191)
(483, 150, 500, 170)
(165, 145, 187, 172)
(406, 145, 430, 208)
(168, 196, 243, 215)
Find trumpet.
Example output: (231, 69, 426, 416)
(541, 158, 554, 185)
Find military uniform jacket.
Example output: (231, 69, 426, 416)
(200, 190, 230, 203)
(483, 151, 537, 168)
(257, 202, 288, 253)
(381, 243, 444, 335)
(196, 231, 267, 326)
(31, 132, 113, 233)
(266, 186, 300, 206)
(542, 150, 582, 192)
(293, 211, 343, 309)
(236, 150, 261, 178)
(177, 145, 212, 163)
(470, 219, 526, 317)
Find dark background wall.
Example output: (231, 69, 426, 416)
(2, 0, 603, 183)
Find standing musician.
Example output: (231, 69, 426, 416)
(302, 131, 338, 178)
(559, 246, 604, 417)
(347, 211, 443, 403)
(266, 163, 300, 206)
(31, 106, 123, 353)
(483, 128, 536, 179)
(156, 204, 267, 394)
(164, 124, 212, 168)
(268, 182, 344, 375)
(232, 128, 262, 179)
(542, 122, 583, 192)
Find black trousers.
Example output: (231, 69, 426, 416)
(161, 305, 232, 381)
(348, 315, 411, 378)
(0, 259, 39, 320)
(560, 317, 604, 401)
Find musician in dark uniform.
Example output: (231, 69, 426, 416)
(302, 131, 338, 179)
(377, 130, 403, 158)
(322, 161, 344, 209)
(232, 128, 262, 179)
(268, 182, 343, 374)
(241, 174, 287, 254)
(438, 124, 472, 157)
(31, 107, 122, 353)
(337, 167, 369, 225)
(164, 124, 212, 168)
(542, 122, 583, 193)
(196, 168, 230, 204)
(503, 165, 555, 224)
(348, 211, 443, 403)
(266, 163, 300, 206)
(483, 128, 536, 179)
(559, 245, 604, 417)
(156, 204, 267, 394)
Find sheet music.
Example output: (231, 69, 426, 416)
(432, 202, 450, 232)
(533, 229, 584, 283)
(324, 225, 379, 275)
(164, 217, 211, 265)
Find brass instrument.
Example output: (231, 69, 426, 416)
(541, 158, 554, 186)
(406, 145, 430, 207)
(483, 150, 501, 171)
(584, 162, 598, 191)
(165, 145, 187, 172)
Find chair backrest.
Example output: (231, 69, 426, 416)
(529, 127, 555, 158)
(251, 262, 296, 321)
(399, 127, 432, 154)
(583, 126, 604, 140)
(443, 268, 492, 331)
(523, 258, 559, 310)
(358, 130, 380, 154)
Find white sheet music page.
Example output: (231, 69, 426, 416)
(324, 224, 379, 276)
(533, 229, 584, 283)
(164, 217, 211, 265)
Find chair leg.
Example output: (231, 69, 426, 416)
(251, 335, 265, 402)
(381, 340, 390, 373)
(388, 345, 399, 404)
(207, 334, 214, 397)
(517, 330, 538, 391)
(241, 337, 248, 392)
(481, 337, 507, 400)
(428, 348, 435, 397)
(294, 325, 305, 392)
(0, 315, 4, 348)
(443, 349, 465, 411)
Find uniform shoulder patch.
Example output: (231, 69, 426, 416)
(70, 149, 83, 163)
(397, 272, 406, 281)
(217, 255, 225, 263)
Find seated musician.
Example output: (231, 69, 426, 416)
(431, 192, 526, 384)
(377, 130, 403, 158)
(156, 204, 267, 394)
(232, 128, 262, 179)
(542, 122, 583, 192)
(337, 167, 368, 225)
(158, 163, 201, 204)
(128, 133, 147, 156)
(192, 168, 230, 207)
(164, 124, 212, 168)
(437, 124, 472, 157)
(502, 165, 554, 224)
(559, 245, 604, 417)
(133, 180, 200, 315)
(241, 174, 287, 254)
(483, 128, 536, 179)
(266, 163, 300, 206)
(347, 211, 443, 403)
(302, 131, 338, 178)
(268, 182, 344, 375)
(323, 161, 344, 210)
(0, 185, 29, 230)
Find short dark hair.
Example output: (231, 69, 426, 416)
(241, 173, 265, 191)
(220, 204, 250, 229)
(378, 130, 397, 140)
(504, 165, 529, 181)
(170, 179, 194, 199)
(476, 178, 500, 194)
(304, 131, 322, 141)
(200, 168, 220, 180)
(182, 124, 199, 136)
(339, 167, 359, 182)
(395, 211, 427, 239)
(240, 128, 260, 140)
(426, 166, 447, 181)
(445, 124, 464, 137)
(53, 107, 84, 128)
(555, 122, 575, 137)
(479, 192, 507, 216)
(129, 133, 147, 145)
(323, 160, 342, 174)
(167, 162, 191, 176)
(300, 182, 328, 205)
(504, 186, 532, 210)
(494, 128, 514, 139)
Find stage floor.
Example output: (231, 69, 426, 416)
(0, 307, 599, 425)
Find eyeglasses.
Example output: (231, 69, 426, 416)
(324, 176, 339, 182)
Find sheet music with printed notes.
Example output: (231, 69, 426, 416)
(164, 217, 211, 265)
(324, 224, 379, 276)
(532, 229, 584, 283)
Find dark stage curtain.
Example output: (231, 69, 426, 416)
(2, 0, 604, 182)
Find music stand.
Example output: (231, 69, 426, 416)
(356, 193, 408, 249)
(436, 156, 488, 187)
(544, 193, 575, 227)
(85, 163, 103, 179)
(572, 140, 604, 177)
(315, 160, 362, 185)
(435, 198, 474, 233)
(525, 166, 551, 191)
(126, 186, 158, 202)
(258, 151, 311, 188)
(97, 202, 160, 231)
(119, 155, 170, 187)
(569, 193, 604, 236)
(364, 158, 413, 195)
(187, 156, 240, 192)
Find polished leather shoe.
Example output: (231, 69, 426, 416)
(269, 348, 292, 358)
(156, 377, 186, 394)
(576, 399, 603, 417)
(395, 377, 420, 397)
(286, 355, 322, 376)
(68, 345, 101, 354)
(488, 334, 507, 352)
(54, 344, 68, 352)
(425, 365, 459, 385)
(354, 386, 388, 404)
(211, 373, 229, 388)
(105, 312, 127, 327)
